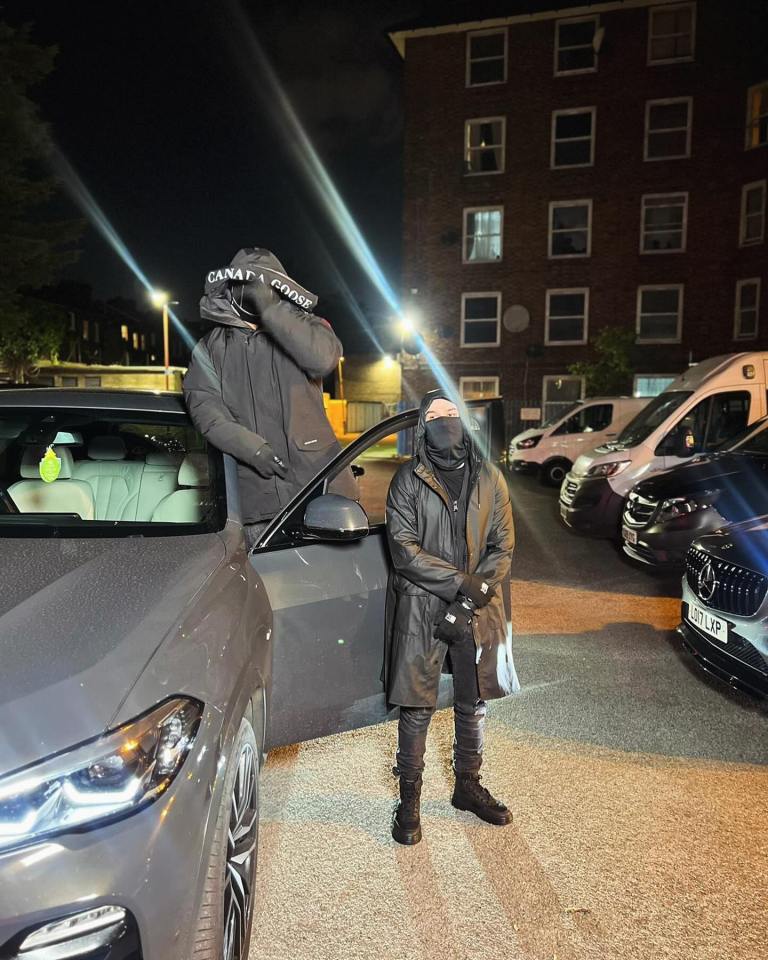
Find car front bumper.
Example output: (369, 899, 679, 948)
(621, 509, 727, 568)
(0, 707, 223, 960)
(558, 474, 623, 538)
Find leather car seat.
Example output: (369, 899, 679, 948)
(9, 446, 96, 520)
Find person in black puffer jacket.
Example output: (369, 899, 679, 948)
(183, 247, 355, 545)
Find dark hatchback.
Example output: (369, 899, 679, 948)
(622, 418, 768, 567)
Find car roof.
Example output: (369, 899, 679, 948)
(0, 388, 187, 415)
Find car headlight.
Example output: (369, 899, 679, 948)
(658, 491, 718, 522)
(0, 697, 202, 853)
(587, 460, 631, 478)
(515, 435, 542, 450)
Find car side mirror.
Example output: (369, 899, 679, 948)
(302, 494, 369, 542)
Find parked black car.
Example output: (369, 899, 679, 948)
(622, 418, 768, 567)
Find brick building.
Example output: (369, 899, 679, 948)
(389, 0, 767, 429)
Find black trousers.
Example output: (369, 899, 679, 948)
(395, 630, 486, 780)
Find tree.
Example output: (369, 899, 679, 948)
(569, 326, 636, 396)
(0, 21, 82, 381)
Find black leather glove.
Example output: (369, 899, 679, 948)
(231, 279, 280, 318)
(461, 574, 495, 608)
(434, 599, 474, 645)
(253, 442, 288, 479)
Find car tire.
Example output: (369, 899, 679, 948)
(191, 716, 260, 960)
(540, 459, 570, 487)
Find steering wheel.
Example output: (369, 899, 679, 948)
(0, 486, 20, 515)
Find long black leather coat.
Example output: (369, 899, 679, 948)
(384, 393, 518, 707)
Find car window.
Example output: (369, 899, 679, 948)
(552, 403, 612, 435)
(336, 424, 415, 525)
(704, 391, 751, 447)
(0, 407, 225, 536)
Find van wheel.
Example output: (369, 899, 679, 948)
(192, 717, 260, 960)
(540, 459, 570, 487)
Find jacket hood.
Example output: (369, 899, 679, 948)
(199, 247, 319, 327)
(415, 389, 481, 474)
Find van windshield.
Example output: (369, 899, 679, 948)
(543, 402, 582, 428)
(616, 391, 692, 446)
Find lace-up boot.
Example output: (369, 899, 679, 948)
(452, 772, 513, 826)
(392, 774, 423, 845)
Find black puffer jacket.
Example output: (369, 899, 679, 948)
(183, 263, 347, 523)
(384, 391, 518, 707)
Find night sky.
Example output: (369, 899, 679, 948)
(3, 0, 421, 354)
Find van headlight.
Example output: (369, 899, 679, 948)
(516, 435, 542, 450)
(587, 460, 630, 478)
(0, 697, 202, 852)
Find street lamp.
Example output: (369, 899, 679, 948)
(149, 290, 179, 391)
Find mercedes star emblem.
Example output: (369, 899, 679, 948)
(697, 561, 719, 603)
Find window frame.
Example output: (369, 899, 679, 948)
(734, 278, 761, 341)
(542, 374, 586, 422)
(640, 191, 689, 254)
(459, 376, 500, 399)
(550, 106, 596, 170)
(739, 180, 766, 246)
(745, 81, 768, 150)
(554, 15, 599, 77)
(636, 284, 684, 344)
(548, 199, 593, 259)
(647, 2, 696, 65)
(460, 292, 501, 348)
(466, 28, 508, 88)
(644, 97, 693, 161)
(462, 205, 504, 264)
(545, 287, 590, 346)
(633, 374, 677, 397)
(464, 116, 506, 177)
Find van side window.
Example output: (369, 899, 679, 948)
(658, 391, 751, 455)
(552, 403, 612, 435)
(706, 392, 750, 447)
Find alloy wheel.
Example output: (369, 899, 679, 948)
(223, 742, 258, 960)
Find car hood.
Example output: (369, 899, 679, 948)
(632, 454, 746, 499)
(509, 427, 543, 446)
(695, 515, 768, 576)
(0, 534, 225, 777)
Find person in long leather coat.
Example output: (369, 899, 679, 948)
(385, 389, 518, 845)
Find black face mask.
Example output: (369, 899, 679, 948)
(425, 416, 466, 468)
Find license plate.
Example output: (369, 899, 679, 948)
(686, 602, 729, 644)
(622, 526, 638, 545)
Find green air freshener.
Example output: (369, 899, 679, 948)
(39, 446, 62, 483)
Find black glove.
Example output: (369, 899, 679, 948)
(434, 599, 474, 645)
(231, 279, 279, 318)
(461, 574, 495, 608)
(253, 442, 288, 479)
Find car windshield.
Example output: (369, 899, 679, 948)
(0, 407, 225, 537)
(616, 391, 692, 446)
(724, 417, 768, 455)
(542, 402, 582, 428)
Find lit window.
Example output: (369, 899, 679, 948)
(734, 279, 760, 340)
(645, 98, 692, 160)
(545, 290, 588, 345)
(551, 108, 595, 168)
(465, 118, 505, 175)
(460, 376, 499, 400)
(549, 200, 592, 257)
(82, 319, 89, 341)
(648, 3, 695, 64)
(463, 207, 503, 262)
(740, 181, 766, 245)
(466, 30, 506, 87)
(461, 293, 501, 347)
(637, 286, 683, 342)
(555, 16, 598, 75)
(132, 332, 139, 350)
(641, 193, 688, 252)
(633, 375, 677, 397)
(121, 324, 129, 342)
(745, 82, 768, 149)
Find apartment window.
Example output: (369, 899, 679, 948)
(466, 30, 507, 86)
(549, 200, 592, 257)
(555, 16, 598, 75)
(61, 376, 79, 388)
(648, 3, 695, 64)
(740, 181, 766, 245)
(84, 376, 102, 388)
(460, 376, 500, 400)
(641, 193, 688, 252)
(734, 279, 760, 340)
(634, 375, 676, 397)
(463, 207, 503, 263)
(461, 293, 501, 347)
(551, 108, 595, 168)
(746, 82, 768, 149)
(121, 324, 129, 342)
(132, 332, 139, 350)
(637, 285, 683, 342)
(645, 98, 692, 160)
(465, 118, 505, 175)
(543, 375, 584, 424)
(82, 318, 89, 341)
(545, 289, 589, 345)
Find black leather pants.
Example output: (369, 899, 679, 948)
(395, 631, 485, 779)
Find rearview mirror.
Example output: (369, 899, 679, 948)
(303, 494, 369, 542)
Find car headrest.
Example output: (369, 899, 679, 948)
(145, 450, 183, 467)
(20, 445, 76, 479)
(88, 436, 127, 461)
(178, 453, 210, 488)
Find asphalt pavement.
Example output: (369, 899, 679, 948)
(250, 469, 768, 960)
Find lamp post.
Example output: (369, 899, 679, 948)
(149, 291, 179, 390)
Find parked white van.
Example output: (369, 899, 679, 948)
(509, 397, 649, 486)
(559, 353, 768, 537)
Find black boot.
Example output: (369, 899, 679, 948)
(392, 774, 423, 845)
(452, 772, 513, 826)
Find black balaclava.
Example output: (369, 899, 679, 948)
(424, 398, 467, 471)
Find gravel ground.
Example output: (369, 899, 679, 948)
(249, 472, 768, 960)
